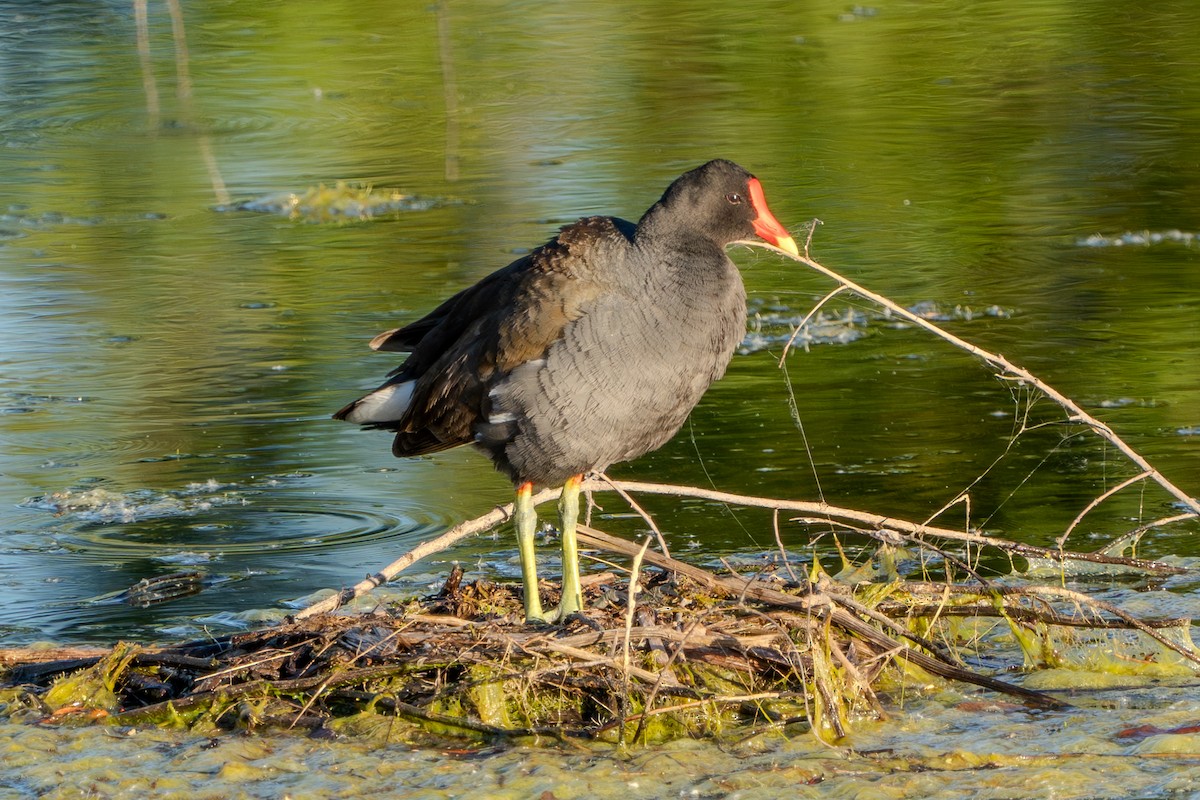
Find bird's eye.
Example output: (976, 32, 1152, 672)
(725, 192, 743, 204)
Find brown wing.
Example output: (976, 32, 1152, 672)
(366, 256, 529, 356)
(346, 216, 634, 459)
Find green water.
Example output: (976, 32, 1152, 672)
(1, 0, 1198, 796)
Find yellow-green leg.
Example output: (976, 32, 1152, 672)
(555, 474, 584, 618)
(514, 481, 545, 622)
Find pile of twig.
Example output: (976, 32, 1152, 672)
(0, 578, 999, 746)
(5, 520, 1195, 745)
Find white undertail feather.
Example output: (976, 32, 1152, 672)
(342, 381, 415, 424)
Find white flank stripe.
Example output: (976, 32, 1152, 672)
(343, 382, 415, 424)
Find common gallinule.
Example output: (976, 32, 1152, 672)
(335, 159, 797, 622)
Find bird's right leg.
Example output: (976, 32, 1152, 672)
(514, 481, 545, 622)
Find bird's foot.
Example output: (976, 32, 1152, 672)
(522, 595, 549, 625)
(529, 605, 564, 625)
(534, 601, 596, 628)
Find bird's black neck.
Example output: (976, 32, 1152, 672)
(635, 202, 724, 260)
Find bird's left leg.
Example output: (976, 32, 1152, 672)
(555, 473, 584, 618)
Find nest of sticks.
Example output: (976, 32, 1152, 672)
(3, 519, 1195, 746)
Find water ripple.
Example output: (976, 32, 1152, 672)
(20, 482, 451, 561)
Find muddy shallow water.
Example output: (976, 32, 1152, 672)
(1, 0, 1198, 796)
(5, 685, 1200, 799)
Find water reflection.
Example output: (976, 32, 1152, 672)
(0, 0, 1196, 650)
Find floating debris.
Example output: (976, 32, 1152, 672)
(1077, 230, 1197, 248)
(21, 483, 240, 524)
(152, 551, 216, 566)
(741, 308, 867, 354)
(0, 210, 103, 230)
(0, 391, 92, 415)
(740, 299, 1013, 355)
(904, 300, 1011, 323)
(123, 572, 206, 607)
(217, 181, 463, 222)
(0, 209, 163, 234)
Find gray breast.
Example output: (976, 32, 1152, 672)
(478, 255, 747, 487)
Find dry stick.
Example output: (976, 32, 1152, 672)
(812, 613, 847, 739)
(575, 525, 1067, 710)
(289, 674, 337, 730)
(336, 689, 584, 740)
(882, 602, 1187, 630)
(829, 636, 887, 719)
(619, 536, 652, 746)
(598, 693, 788, 735)
(297, 480, 1185, 620)
(631, 614, 713, 744)
(295, 488, 559, 619)
(0, 646, 111, 669)
(738, 239, 1200, 526)
(592, 481, 1183, 575)
(200, 650, 293, 683)
(539, 642, 660, 685)
(1123, 513, 1199, 545)
(801, 218, 823, 258)
(1058, 471, 1153, 549)
(1019, 584, 1200, 668)
(551, 624, 779, 652)
(109, 662, 431, 726)
(598, 472, 671, 558)
(777, 284, 849, 366)
(772, 508, 800, 584)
